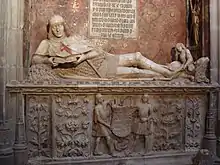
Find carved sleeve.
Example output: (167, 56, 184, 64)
(175, 52, 179, 61)
(34, 40, 50, 56)
(185, 49, 194, 66)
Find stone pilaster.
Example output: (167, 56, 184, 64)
(0, 0, 26, 165)
(210, 0, 219, 83)
(5, 0, 24, 83)
(210, 0, 220, 158)
(13, 93, 27, 165)
(203, 92, 217, 154)
(4, 0, 28, 165)
(0, 0, 14, 165)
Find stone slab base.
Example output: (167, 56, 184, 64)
(28, 152, 194, 165)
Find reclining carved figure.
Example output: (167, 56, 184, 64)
(31, 15, 209, 82)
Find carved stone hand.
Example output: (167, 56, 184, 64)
(141, 117, 148, 122)
(48, 57, 58, 67)
(74, 54, 86, 65)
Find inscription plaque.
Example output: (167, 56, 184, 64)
(89, 0, 137, 39)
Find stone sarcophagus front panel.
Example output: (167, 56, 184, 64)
(26, 94, 94, 158)
(23, 90, 207, 163)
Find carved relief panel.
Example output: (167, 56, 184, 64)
(27, 95, 51, 158)
(185, 96, 206, 151)
(91, 94, 185, 157)
(152, 95, 184, 151)
(26, 93, 206, 159)
(54, 95, 94, 157)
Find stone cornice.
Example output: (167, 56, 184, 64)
(6, 82, 220, 94)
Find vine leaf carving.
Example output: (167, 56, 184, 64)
(152, 96, 183, 151)
(27, 96, 51, 158)
(185, 96, 204, 150)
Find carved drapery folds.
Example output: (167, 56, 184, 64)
(188, 0, 202, 60)
(189, 0, 201, 47)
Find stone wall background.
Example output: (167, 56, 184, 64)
(24, 0, 186, 66)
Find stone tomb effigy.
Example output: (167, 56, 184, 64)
(6, 1, 219, 164)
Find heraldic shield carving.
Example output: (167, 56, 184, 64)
(91, 93, 193, 157)
(111, 105, 139, 138)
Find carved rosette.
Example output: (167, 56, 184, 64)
(54, 95, 92, 157)
(185, 96, 206, 151)
(27, 96, 51, 158)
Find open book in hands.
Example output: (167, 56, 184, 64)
(52, 54, 81, 64)
(51, 40, 94, 66)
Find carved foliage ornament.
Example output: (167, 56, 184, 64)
(185, 96, 205, 151)
(55, 95, 91, 157)
(25, 93, 206, 159)
(27, 96, 51, 158)
(152, 96, 183, 151)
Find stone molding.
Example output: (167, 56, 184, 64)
(0, 0, 25, 165)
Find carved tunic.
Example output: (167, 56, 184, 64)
(133, 104, 153, 136)
(34, 37, 119, 78)
(93, 104, 111, 137)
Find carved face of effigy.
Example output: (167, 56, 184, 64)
(51, 23, 64, 38)
(175, 43, 184, 52)
(49, 15, 65, 38)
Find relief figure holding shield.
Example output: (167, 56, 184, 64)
(93, 94, 114, 156)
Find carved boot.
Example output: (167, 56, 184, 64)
(94, 138, 103, 156)
(145, 135, 153, 154)
(144, 136, 151, 154)
(107, 140, 115, 157)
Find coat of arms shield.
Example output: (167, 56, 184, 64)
(110, 106, 138, 137)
